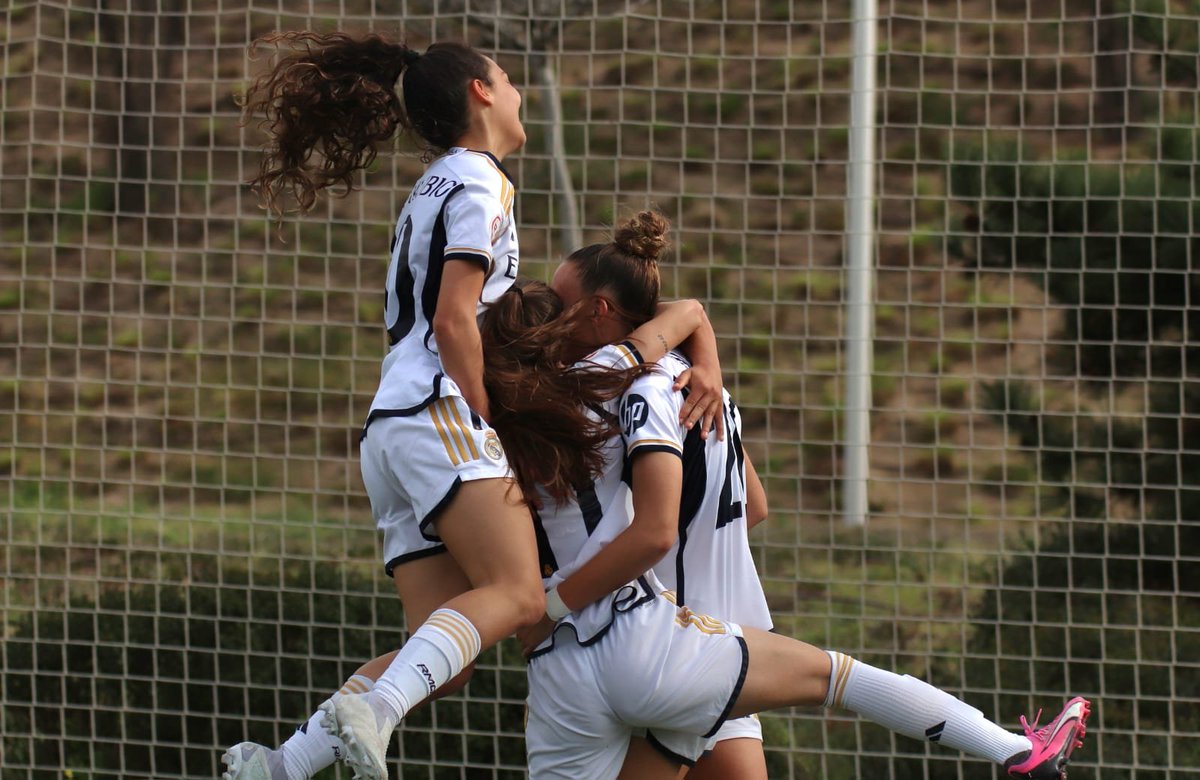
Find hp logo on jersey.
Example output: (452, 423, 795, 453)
(620, 394, 649, 436)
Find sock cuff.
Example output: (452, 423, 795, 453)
(824, 650, 858, 710)
(335, 673, 375, 699)
(421, 608, 482, 661)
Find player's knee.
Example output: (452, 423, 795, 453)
(509, 580, 546, 628)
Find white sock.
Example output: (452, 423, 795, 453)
(369, 608, 481, 731)
(825, 651, 1031, 765)
(279, 674, 373, 779)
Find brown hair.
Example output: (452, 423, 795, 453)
(566, 210, 670, 325)
(241, 32, 492, 217)
(481, 280, 647, 505)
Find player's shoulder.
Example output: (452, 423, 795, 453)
(438, 148, 515, 196)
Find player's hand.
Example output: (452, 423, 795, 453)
(517, 613, 556, 657)
(673, 366, 725, 441)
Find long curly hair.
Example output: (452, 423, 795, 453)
(481, 280, 647, 505)
(240, 31, 490, 217)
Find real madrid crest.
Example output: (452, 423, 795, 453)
(484, 431, 504, 461)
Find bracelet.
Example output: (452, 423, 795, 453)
(545, 586, 571, 621)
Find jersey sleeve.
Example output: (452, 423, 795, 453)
(620, 367, 685, 458)
(441, 179, 504, 271)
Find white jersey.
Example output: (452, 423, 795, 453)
(620, 352, 772, 632)
(529, 341, 665, 656)
(365, 147, 519, 430)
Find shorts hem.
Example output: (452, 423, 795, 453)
(384, 544, 448, 577)
(711, 714, 764, 743)
(644, 731, 696, 768)
(418, 477, 463, 541)
(703, 634, 749, 738)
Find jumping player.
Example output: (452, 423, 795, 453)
(222, 31, 540, 780)
(223, 42, 723, 776)
(224, 31, 720, 780)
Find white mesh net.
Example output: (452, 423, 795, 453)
(2, 1, 1196, 777)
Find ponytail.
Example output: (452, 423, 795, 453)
(242, 32, 490, 218)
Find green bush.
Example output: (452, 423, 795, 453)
(0, 552, 527, 778)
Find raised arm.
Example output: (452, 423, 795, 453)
(622, 299, 705, 364)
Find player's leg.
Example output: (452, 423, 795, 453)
(221, 668, 382, 780)
(683, 736, 767, 780)
(223, 551, 484, 780)
(730, 628, 1090, 779)
(367, 478, 543, 722)
(327, 478, 544, 780)
(386, 550, 482, 697)
(613, 737, 682, 780)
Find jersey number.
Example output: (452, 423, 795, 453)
(714, 407, 745, 530)
(385, 215, 415, 346)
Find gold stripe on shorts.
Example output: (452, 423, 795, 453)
(436, 399, 471, 464)
(675, 606, 728, 635)
(446, 399, 480, 460)
(430, 401, 461, 465)
(440, 399, 474, 462)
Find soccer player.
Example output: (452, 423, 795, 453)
(224, 31, 716, 780)
(535, 210, 774, 779)
(494, 214, 1092, 780)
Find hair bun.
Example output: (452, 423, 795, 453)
(613, 210, 669, 263)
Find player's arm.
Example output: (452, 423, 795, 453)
(671, 313, 725, 441)
(623, 299, 706, 364)
(433, 261, 490, 421)
(744, 453, 768, 530)
(554, 451, 681, 613)
(435, 176, 505, 422)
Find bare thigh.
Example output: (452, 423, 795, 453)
(616, 736, 681, 780)
(729, 627, 831, 719)
(428, 477, 546, 646)
(683, 738, 767, 780)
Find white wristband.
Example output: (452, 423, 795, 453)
(545, 587, 571, 621)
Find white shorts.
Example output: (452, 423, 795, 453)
(711, 713, 762, 743)
(526, 592, 748, 780)
(359, 395, 511, 575)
